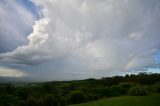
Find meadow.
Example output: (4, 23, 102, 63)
(70, 93, 160, 106)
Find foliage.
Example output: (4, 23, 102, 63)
(27, 96, 38, 106)
(70, 93, 160, 106)
(68, 91, 85, 104)
(0, 73, 160, 105)
(128, 86, 148, 96)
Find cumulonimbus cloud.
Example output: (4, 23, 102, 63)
(0, 0, 160, 79)
(0, 0, 41, 53)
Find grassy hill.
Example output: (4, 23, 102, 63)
(70, 93, 160, 106)
(0, 73, 160, 106)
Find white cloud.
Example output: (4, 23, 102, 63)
(128, 32, 143, 40)
(0, 0, 160, 79)
(0, 0, 38, 52)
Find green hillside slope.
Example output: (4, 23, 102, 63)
(70, 93, 160, 106)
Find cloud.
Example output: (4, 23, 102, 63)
(124, 49, 158, 71)
(0, 0, 40, 53)
(128, 32, 144, 40)
(0, 67, 27, 77)
(0, 0, 160, 79)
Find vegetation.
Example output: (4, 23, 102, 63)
(0, 72, 160, 106)
(128, 86, 148, 96)
(70, 93, 160, 106)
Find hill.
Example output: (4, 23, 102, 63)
(70, 93, 160, 106)
(0, 73, 160, 106)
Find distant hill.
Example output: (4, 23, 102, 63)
(0, 77, 35, 83)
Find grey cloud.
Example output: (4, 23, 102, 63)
(0, 0, 160, 79)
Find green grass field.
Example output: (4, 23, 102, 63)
(70, 93, 160, 106)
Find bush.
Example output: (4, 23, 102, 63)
(0, 94, 20, 106)
(44, 95, 55, 106)
(17, 100, 27, 106)
(44, 94, 66, 106)
(27, 97, 38, 106)
(117, 83, 133, 95)
(98, 87, 112, 97)
(99, 84, 132, 98)
(68, 91, 85, 104)
(110, 86, 123, 96)
(154, 83, 160, 93)
(128, 86, 148, 96)
(86, 93, 99, 101)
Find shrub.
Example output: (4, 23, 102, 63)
(98, 87, 112, 97)
(110, 86, 122, 96)
(27, 97, 38, 106)
(84, 93, 99, 101)
(128, 86, 148, 96)
(17, 100, 27, 106)
(44, 95, 55, 106)
(117, 82, 133, 95)
(154, 83, 160, 93)
(99, 85, 130, 98)
(150, 83, 160, 93)
(68, 91, 85, 104)
(44, 94, 66, 106)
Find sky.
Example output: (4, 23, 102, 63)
(0, 0, 160, 81)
